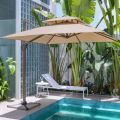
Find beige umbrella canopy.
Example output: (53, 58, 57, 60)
(5, 16, 116, 43)
(4, 16, 116, 110)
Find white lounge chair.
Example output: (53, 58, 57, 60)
(42, 73, 88, 98)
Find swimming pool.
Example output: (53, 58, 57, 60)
(21, 98, 120, 120)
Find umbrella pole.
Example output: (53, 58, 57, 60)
(21, 43, 28, 110)
(7, 42, 40, 110)
(21, 36, 44, 110)
(20, 43, 41, 110)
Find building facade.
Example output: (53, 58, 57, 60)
(0, 0, 16, 97)
(20, 0, 50, 97)
(0, 0, 50, 98)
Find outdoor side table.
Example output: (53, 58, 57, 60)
(36, 81, 49, 97)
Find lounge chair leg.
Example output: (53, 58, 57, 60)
(36, 86, 39, 97)
(87, 88, 88, 96)
(47, 87, 49, 95)
(83, 91, 84, 99)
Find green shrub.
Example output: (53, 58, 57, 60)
(0, 57, 15, 101)
(0, 57, 8, 100)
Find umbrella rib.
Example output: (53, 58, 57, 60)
(54, 33, 80, 39)
(95, 32, 116, 42)
(27, 35, 44, 44)
(69, 33, 80, 38)
(47, 35, 55, 44)
(74, 33, 81, 43)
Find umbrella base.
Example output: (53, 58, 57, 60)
(7, 101, 41, 110)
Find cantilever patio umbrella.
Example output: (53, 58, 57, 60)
(4, 16, 116, 110)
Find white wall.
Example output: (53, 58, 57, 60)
(15, 0, 21, 99)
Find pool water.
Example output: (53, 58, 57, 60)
(22, 98, 120, 120)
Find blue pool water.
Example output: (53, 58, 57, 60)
(22, 98, 120, 120)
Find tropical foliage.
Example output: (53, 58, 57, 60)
(49, 44, 69, 84)
(67, 44, 83, 86)
(6, 57, 16, 75)
(0, 58, 8, 100)
(53, 0, 120, 95)
(0, 57, 16, 101)
(55, 0, 96, 23)
(112, 44, 120, 95)
(96, 0, 120, 35)
(95, 0, 120, 94)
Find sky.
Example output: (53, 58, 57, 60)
(54, 1, 106, 30)
(91, 1, 106, 30)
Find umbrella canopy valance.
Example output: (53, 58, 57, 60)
(44, 16, 84, 25)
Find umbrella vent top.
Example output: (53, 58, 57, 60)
(44, 16, 84, 25)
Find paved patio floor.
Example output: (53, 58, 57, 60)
(0, 91, 120, 120)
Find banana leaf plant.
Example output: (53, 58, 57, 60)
(67, 44, 83, 86)
(112, 43, 120, 95)
(56, 0, 96, 23)
(49, 44, 69, 84)
(97, 0, 120, 35)
(97, 0, 120, 95)
(94, 43, 114, 94)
